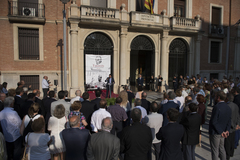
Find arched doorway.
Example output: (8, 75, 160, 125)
(84, 32, 113, 90)
(130, 35, 155, 91)
(168, 38, 188, 88)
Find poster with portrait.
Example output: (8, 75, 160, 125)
(85, 54, 111, 90)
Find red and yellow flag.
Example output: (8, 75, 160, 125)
(144, 0, 155, 14)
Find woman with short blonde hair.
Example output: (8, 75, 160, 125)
(48, 104, 66, 160)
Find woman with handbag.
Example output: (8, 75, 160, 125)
(23, 117, 51, 160)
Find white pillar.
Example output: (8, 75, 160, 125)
(160, 30, 169, 92)
(128, 0, 136, 12)
(194, 35, 202, 75)
(120, 26, 128, 86)
(168, 0, 174, 17)
(69, 23, 79, 97)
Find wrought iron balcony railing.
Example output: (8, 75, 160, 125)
(8, 1, 45, 18)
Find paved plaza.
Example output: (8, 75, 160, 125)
(145, 91, 240, 160)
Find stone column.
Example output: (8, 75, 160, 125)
(120, 26, 128, 86)
(69, 22, 79, 97)
(194, 34, 202, 75)
(160, 30, 169, 92)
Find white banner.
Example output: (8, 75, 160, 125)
(85, 54, 111, 90)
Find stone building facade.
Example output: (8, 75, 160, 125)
(0, 0, 240, 96)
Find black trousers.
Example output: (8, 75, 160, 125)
(42, 88, 49, 98)
(6, 136, 23, 160)
(224, 131, 236, 160)
(111, 121, 123, 138)
(152, 142, 161, 160)
(106, 86, 113, 98)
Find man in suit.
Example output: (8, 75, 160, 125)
(125, 86, 135, 107)
(146, 102, 163, 160)
(62, 115, 90, 160)
(209, 91, 231, 160)
(87, 117, 120, 160)
(20, 93, 35, 119)
(80, 92, 98, 131)
(107, 97, 128, 138)
(141, 92, 151, 114)
(137, 74, 144, 87)
(231, 87, 240, 148)
(224, 93, 240, 160)
(33, 89, 45, 117)
(51, 90, 71, 118)
(180, 103, 201, 160)
(43, 91, 56, 132)
(14, 87, 24, 118)
(0, 93, 6, 112)
(121, 108, 152, 160)
(156, 108, 184, 160)
(158, 91, 179, 126)
(105, 74, 115, 98)
(91, 89, 102, 109)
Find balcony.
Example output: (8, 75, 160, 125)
(170, 16, 201, 32)
(209, 24, 225, 38)
(79, 5, 120, 26)
(8, 1, 45, 24)
(130, 11, 168, 29)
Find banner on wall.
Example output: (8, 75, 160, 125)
(85, 54, 111, 90)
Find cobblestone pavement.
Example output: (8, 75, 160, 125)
(145, 91, 240, 160)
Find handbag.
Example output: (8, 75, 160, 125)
(22, 133, 30, 160)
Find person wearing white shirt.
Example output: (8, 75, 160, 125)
(146, 102, 163, 160)
(91, 99, 111, 132)
(174, 89, 185, 113)
(134, 98, 147, 123)
(0, 96, 22, 160)
(70, 90, 83, 104)
(42, 76, 49, 98)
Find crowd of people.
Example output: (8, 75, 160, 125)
(0, 74, 240, 160)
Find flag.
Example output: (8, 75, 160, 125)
(144, 0, 155, 14)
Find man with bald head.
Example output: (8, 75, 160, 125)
(62, 115, 90, 160)
(42, 76, 50, 98)
(70, 90, 83, 104)
(87, 117, 120, 160)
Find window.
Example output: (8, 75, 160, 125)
(20, 75, 39, 90)
(90, 0, 107, 8)
(174, 0, 185, 17)
(210, 4, 224, 34)
(18, 28, 39, 60)
(212, 7, 221, 26)
(209, 41, 221, 63)
(13, 23, 43, 61)
(210, 73, 218, 80)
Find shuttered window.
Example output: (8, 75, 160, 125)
(210, 41, 220, 63)
(18, 28, 39, 60)
(20, 75, 39, 90)
(210, 73, 218, 80)
(174, 0, 185, 17)
(90, 0, 107, 8)
(212, 7, 221, 26)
